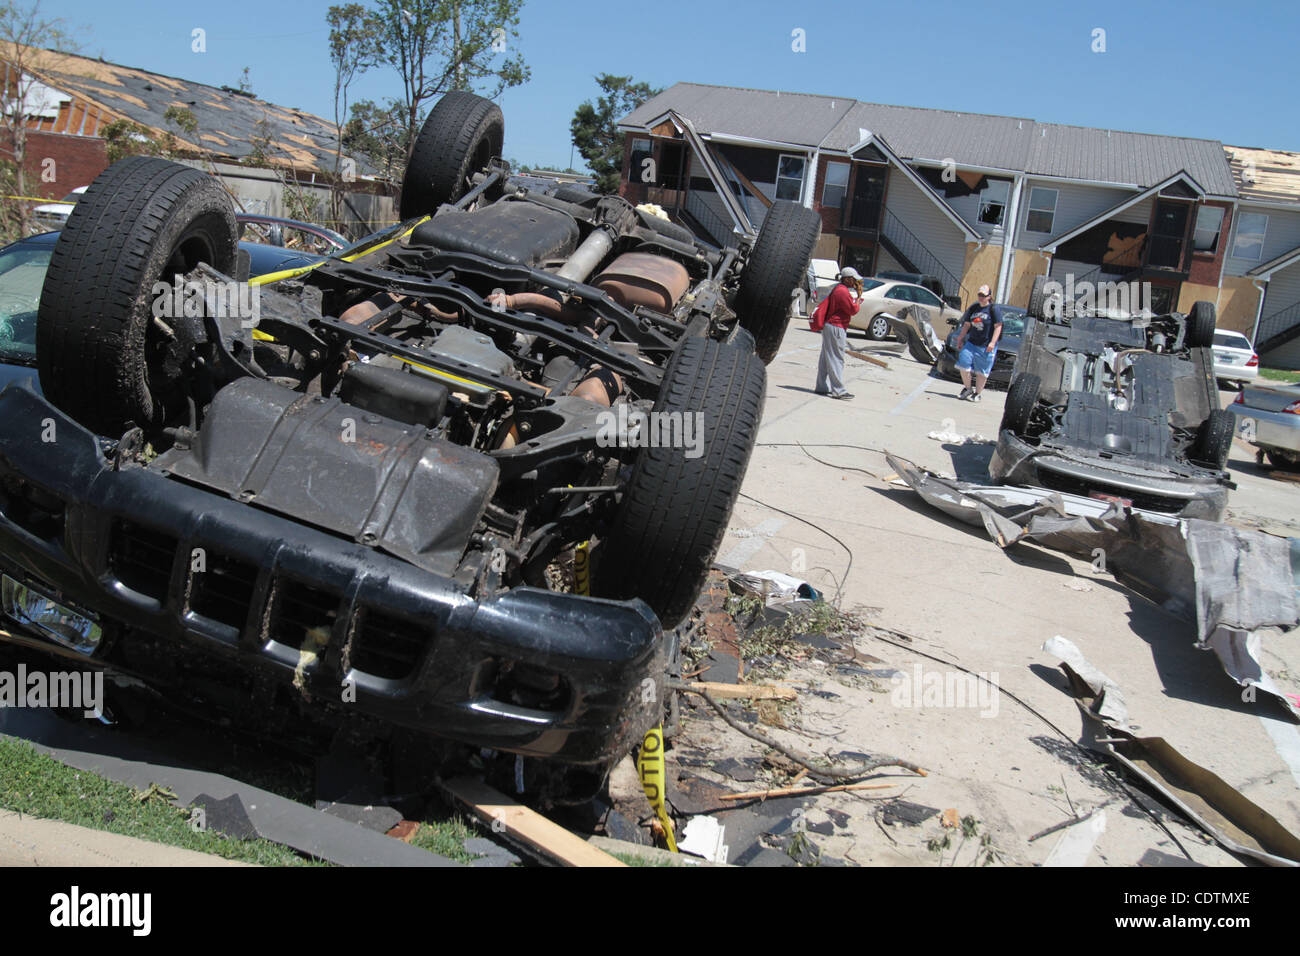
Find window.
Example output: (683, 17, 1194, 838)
(776, 154, 806, 202)
(913, 288, 942, 309)
(885, 284, 913, 302)
(1025, 187, 1058, 233)
(822, 161, 849, 209)
(1193, 206, 1224, 253)
(1232, 212, 1268, 260)
(978, 180, 1011, 226)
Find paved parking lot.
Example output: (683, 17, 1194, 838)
(714, 322, 1300, 865)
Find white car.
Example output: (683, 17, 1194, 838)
(32, 186, 87, 231)
(1211, 329, 1258, 387)
(850, 278, 964, 340)
(800, 257, 841, 315)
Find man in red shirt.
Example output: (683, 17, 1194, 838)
(814, 267, 865, 399)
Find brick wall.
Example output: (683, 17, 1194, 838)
(1, 130, 108, 198)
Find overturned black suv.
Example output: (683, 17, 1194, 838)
(0, 93, 820, 794)
(990, 276, 1235, 519)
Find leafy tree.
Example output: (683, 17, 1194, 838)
(327, 4, 381, 225)
(342, 98, 408, 183)
(365, 0, 529, 160)
(570, 74, 660, 194)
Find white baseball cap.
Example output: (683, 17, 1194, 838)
(839, 267, 862, 281)
(977, 284, 992, 297)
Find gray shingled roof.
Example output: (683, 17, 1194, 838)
(623, 82, 1238, 198)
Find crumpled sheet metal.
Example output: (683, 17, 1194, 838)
(887, 454, 1300, 717)
(883, 311, 942, 364)
(1046, 636, 1300, 867)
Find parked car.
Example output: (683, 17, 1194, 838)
(800, 257, 840, 315)
(0, 92, 821, 800)
(1210, 329, 1259, 388)
(933, 304, 1028, 387)
(874, 270, 960, 308)
(990, 295, 1234, 520)
(0, 230, 328, 392)
(851, 278, 964, 340)
(31, 186, 87, 231)
(236, 214, 349, 257)
(1229, 381, 1300, 469)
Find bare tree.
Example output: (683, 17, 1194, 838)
(0, 0, 76, 237)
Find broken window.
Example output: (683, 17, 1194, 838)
(1025, 187, 1058, 233)
(978, 179, 1010, 226)
(776, 154, 806, 202)
(1232, 212, 1268, 261)
(1192, 205, 1224, 253)
(821, 161, 849, 209)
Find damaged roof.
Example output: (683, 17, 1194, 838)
(1225, 145, 1300, 205)
(623, 82, 1240, 197)
(10, 45, 374, 177)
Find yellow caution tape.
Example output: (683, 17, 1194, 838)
(3, 195, 74, 204)
(248, 214, 431, 288)
(637, 726, 677, 852)
(573, 540, 590, 596)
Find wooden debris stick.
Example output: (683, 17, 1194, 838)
(689, 681, 797, 701)
(847, 349, 889, 369)
(719, 780, 897, 802)
(441, 776, 626, 867)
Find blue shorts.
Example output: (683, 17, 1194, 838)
(955, 341, 996, 376)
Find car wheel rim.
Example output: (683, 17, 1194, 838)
(871, 317, 887, 338)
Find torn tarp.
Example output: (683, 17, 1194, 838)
(1047, 635, 1300, 867)
(887, 453, 1300, 717)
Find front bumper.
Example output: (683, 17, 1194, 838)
(0, 383, 663, 767)
(990, 430, 1229, 521)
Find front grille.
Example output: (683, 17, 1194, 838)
(189, 551, 259, 631)
(352, 609, 430, 680)
(0, 473, 65, 542)
(271, 578, 337, 651)
(1036, 470, 1187, 514)
(110, 522, 177, 599)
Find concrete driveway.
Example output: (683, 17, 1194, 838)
(712, 322, 1300, 865)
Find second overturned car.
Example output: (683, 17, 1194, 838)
(990, 278, 1235, 520)
(0, 92, 821, 797)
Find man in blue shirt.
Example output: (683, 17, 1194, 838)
(954, 284, 1003, 402)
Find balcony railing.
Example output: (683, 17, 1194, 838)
(880, 208, 969, 303)
(1257, 299, 1300, 352)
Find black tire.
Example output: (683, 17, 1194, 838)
(1002, 373, 1041, 436)
(1028, 274, 1050, 320)
(595, 337, 765, 628)
(865, 313, 890, 341)
(1266, 448, 1300, 470)
(1193, 408, 1235, 469)
(725, 324, 756, 355)
(36, 157, 238, 436)
(734, 200, 822, 363)
(400, 91, 504, 220)
(1186, 301, 1216, 349)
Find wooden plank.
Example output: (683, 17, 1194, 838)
(688, 681, 797, 701)
(847, 349, 890, 369)
(441, 776, 627, 867)
(719, 780, 897, 801)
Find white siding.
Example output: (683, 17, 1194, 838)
(1014, 180, 1136, 250)
(1224, 207, 1300, 278)
(882, 173, 968, 283)
(1263, 335, 1300, 370)
(1112, 196, 1152, 225)
(1048, 258, 1096, 281)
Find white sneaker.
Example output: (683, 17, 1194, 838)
(958, 387, 971, 401)
(969, 392, 982, 403)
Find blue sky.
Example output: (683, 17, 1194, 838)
(42, 0, 1300, 171)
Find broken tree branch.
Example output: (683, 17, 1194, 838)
(671, 681, 928, 782)
(718, 780, 896, 802)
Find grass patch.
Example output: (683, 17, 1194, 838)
(0, 736, 319, 865)
(409, 813, 480, 864)
(1260, 367, 1300, 384)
